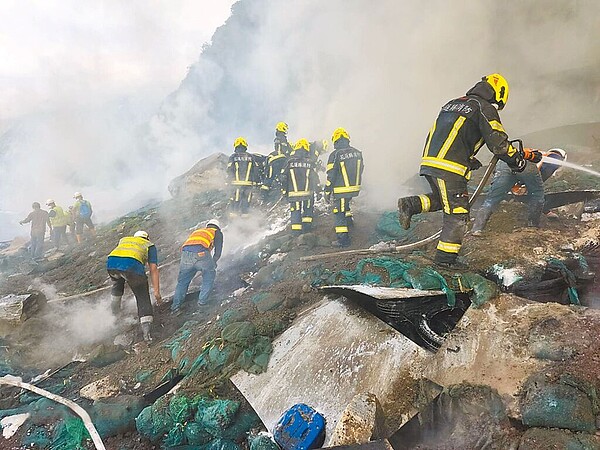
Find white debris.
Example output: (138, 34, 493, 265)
(490, 264, 522, 287)
(267, 252, 287, 264)
(1, 413, 30, 439)
(581, 212, 600, 222)
(232, 287, 248, 297)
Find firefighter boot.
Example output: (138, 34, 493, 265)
(111, 295, 122, 315)
(397, 196, 420, 230)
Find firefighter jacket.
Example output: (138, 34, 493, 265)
(227, 151, 259, 186)
(325, 145, 363, 198)
(48, 205, 70, 227)
(274, 134, 293, 156)
(109, 236, 154, 265)
(281, 152, 321, 202)
(419, 84, 524, 182)
(263, 149, 288, 189)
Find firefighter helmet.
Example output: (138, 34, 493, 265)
(332, 127, 350, 144)
(275, 122, 288, 133)
(294, 138, 310, 152)
(483, 73, 509, 110)
(233, 137, 248, 148)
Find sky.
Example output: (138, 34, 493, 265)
(0, 0, 235, 128)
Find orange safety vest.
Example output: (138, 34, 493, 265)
(182, 227, 216, 250)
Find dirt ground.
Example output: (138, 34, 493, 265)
(1, 167, 600, 449)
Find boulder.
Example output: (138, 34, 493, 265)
(251, 293, 284, 313)
(87, 344, 127, 368)
(80, 376, 120, 401)
(168, 153, 229, 197)
(329, 393, 386, 446)
(0, 292, 46, 323)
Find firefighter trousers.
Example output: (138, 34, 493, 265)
(290, 198, 314, 235)
(333, 197, 352, 247)
(230, 186, 252, 216)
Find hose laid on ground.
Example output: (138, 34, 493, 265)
(301, 156, 500, 262)
(0, 374, 106, 450)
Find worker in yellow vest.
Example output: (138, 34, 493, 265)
(171, 219, 223, 314)
(46, 199, 70, 249)
(107, 230, 162, 342)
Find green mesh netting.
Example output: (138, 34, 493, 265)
(221, 322, 257, 345)
(455, 273, 498, 307)
(248, 434, 280, 450)
(375, 211, 424, 241)
(235, 337, 273, 374)
(91, 396, 145, 438)
(136, 395, 174, 442)
(203, 438, 241, 450)
(22, 426, 52, 448)
(547, 258, 580, 305)
(195, 398, 240, 438)
(164, 321, 199, 361)
(51, 417, 89, 450)
(219, 306, 254, 327)
(184, 421, 213, 445)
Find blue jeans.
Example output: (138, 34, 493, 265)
(30, 234, 45, 258)
(172, 250, 216, 310)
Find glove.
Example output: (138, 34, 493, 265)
(522, 148, 543, 163)
(468, 157, 482, 170)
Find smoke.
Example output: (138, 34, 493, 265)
(146, 0, 600, 211)
(3, 0, 600, 241)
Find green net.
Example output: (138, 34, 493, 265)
(184, 421, 213, 445)
(195, 398, 240, 438)
(164, 321, 198, 360)
(91, 395, 145, 438)
(249, 434, 280, 450)
(455, 273, 498, 307)
(546, 258, 580, 305)
(221, 322, 257, 345)
(51, 417, 89, 450)
(375, 211, 425, 241)
(163, 423, 186, 448)
(236, 337, 273, 374)
(222, 410, 262, 441)
(203, 438, 241, 450)
(220, 306, 255, 327)
(136, 395, 174, 442)
(22, 426, 52, 448)
(170, 395, 194, 425)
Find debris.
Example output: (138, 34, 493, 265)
(1, 412, 30, 439)
(80, 376, 120, 401)
(329, 393, 385, 446)
(0, 292, 46, 323)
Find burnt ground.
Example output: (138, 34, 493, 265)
(1, 166, 600, 449)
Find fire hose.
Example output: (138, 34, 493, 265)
(300, 146, 514, 262)
(0, 374, 106, 450)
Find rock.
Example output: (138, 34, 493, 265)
(87, 344, 127, 368)
(251, 293, 284, 313)
(519, 427, 600, 450)
(521, 374, 596, 433)
(0, 292, 46, 323)
(168, 153, 229, 197)
(297, 233, 318, 249)
(220, 305, 256, 327)
(80, 376, 120, 401)
(252, 265, 280, 290)
(113, 332, 135, 347)
(329, 393, 386, 446)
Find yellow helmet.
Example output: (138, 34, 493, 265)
(321, 139, 329, 152)
(233, 137, 248, 148)
(294, 138, 310, 152)
(275, 122, 288, 133)
(483, 73, 509, 110)
(332, 127, 350, 144)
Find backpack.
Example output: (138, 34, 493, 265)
(79, 200, 92, 218)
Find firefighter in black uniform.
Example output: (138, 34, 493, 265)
(227, 137, 259, 217)
(290, 139, 328, 172)
(261, 145, 288, 201)
(397, 73, 541, 267)
(281, 139, 321, 235)
(325, 128, 364, 248)
(274, 122, 293, 156)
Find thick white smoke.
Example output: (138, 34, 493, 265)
(2, 0, 600, 240)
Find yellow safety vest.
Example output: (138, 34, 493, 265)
(49, 206, 70, 227)
(182, 228, 216, 250)
(109, 236, 153, 265)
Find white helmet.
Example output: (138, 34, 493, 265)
(73, 192, 83, 199)
(46, 198, 55, 206)
(206, 219, 221, 229)
(134, 230, 149, 239)
(547, 148, 567, 161)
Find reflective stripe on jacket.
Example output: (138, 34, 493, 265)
(419, 94, 520, 181)
(281, 155, 320, 201)
(227, 152, 257, 186)
(182, 227, 216, 250)
(108, 236, 153, 265)
(326, 146, 364, 197)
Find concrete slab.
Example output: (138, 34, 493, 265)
(231, 297, 435, 444)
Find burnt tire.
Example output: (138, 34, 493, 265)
(416, 314, 446, 352)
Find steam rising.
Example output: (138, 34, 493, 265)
(2, 0, 600, 240)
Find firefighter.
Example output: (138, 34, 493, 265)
(274, 121, 293, 156)
(325, 128, 364, 247)
(397, 74, 541, 267)
(290, 139, 328, 172)
(471, 148, 567, 235)
(107, 230, 162, 342)
(281, 139, 321, 235)
(261, 140, 289, 201)
(227, 137, 259, 217)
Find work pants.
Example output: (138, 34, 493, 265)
(51, 226, 67, 249)
(472, 161, 545, 231)
(75, 216, 95, 235)
(30, 234, 45, 258)
(230, 186, 252, 216)
(108, 269, 154, 322)
(172, 250, 216, 311)
(333, 197, 353, 247)
(289, 198, 314, 235)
